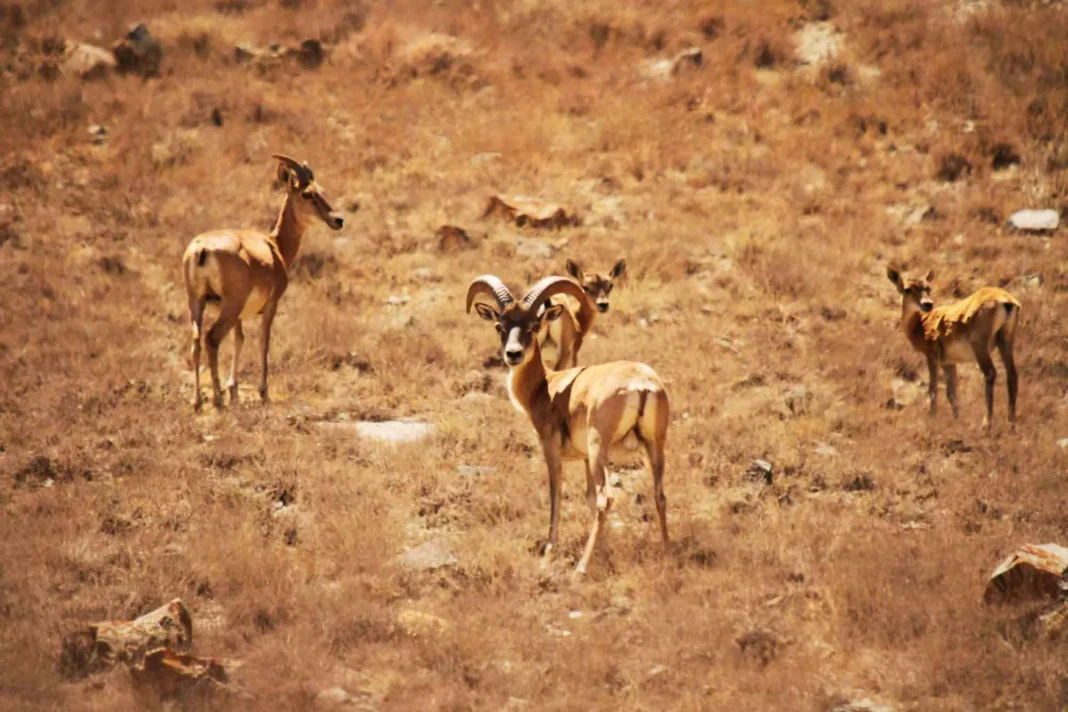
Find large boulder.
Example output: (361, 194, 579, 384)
(983, 543, 1068, 605)
(62, 43, 116, 79)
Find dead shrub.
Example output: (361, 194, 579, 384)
(936, 152, 972, 182)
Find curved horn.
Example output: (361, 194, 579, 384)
(466, 275, 515, 313)
(520, 275, 587, 315)
(271, 153, 311, 184)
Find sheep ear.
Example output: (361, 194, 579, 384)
(473, 303, 499, 322)
(542, 303, 565, 322)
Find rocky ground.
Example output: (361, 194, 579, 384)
(1, 0, 1067, 709)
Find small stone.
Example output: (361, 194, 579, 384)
(355, 420, 434, 444)
(398, 540, 458, 571)
(568, 610, 583, 619)
(794, 22, 843, 66)
(646, 664, 668, 678)
(456, 465, 495, 477)
(1007, 209, 1059, 234)
(1056, 438, 1068, 451)
(88, 125, 108, 144)
(396, 609, 450, 637)
(814, 442, 839, 457)
(391, 313, 416, 329)
(62, 43, 116, 79)
(885, 201, 933, 227)
(472, 152, 502, 166)
(515, 238, 554, 259)
(830, 699, 894, 712)
(746, 459, 774, 485)
(315, 686, 353, 710)
(385, 295, 410, 306)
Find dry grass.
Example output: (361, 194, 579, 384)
(2, 0, 1068, 709)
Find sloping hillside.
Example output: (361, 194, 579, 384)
(1, 0, 1067, 709)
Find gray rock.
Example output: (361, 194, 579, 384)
(63, 43, 116, 79)
(830, 700, 893, 712)
(355, 420, 434, 444)
(1007, 209, 1059, 233)
(88, 125, 108, 145)
(515, 237, 554, 259)
(472, 152, 502, 166)
(746, 459, 774, 485)
(814, 442, 839, 457)
(456, 465, 496, 477)
(315, 686, 354, 710)
(794, 22, 844, 66)
(399, 540, 458, 571)
(885, 201, 933, 227)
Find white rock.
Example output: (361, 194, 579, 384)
(831, 700, 894, 712)
(315, 687, 353, 710)
(1007, 209, 1059, 233)
(1057, 438, 1068, 451)
(62, 43, 116, 78)
(515, 238, 554, 259)
(814, 442, 839, 457)
(398, 540, 458, 571)
(355, 420, 434, 444)
(471, 152, 502, 166)
(794, 22, 843, 66)
(456, 465, 496, 477)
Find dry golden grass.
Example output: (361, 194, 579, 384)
(2, 0, 1068, 709)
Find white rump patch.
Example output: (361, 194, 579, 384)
(626, 364, 662, 393)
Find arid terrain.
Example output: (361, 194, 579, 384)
(2, 0, 1068, 709)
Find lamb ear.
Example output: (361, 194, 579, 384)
(277, 163, 293, 185)
(565, 259, 583, 281)
(886, 266, 903, 290)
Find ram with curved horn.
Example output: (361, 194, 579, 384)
(467, 274, 670, 576)
(182, 154, 346, 411)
